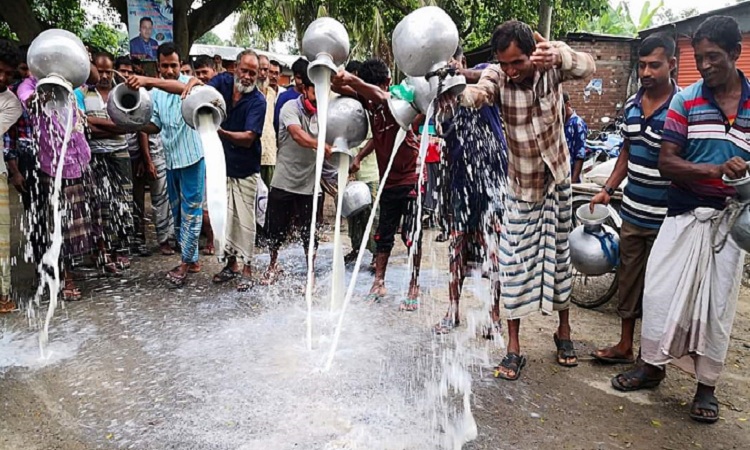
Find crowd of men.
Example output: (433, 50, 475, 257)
(0, 13, 748, 426)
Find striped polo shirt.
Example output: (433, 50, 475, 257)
(619, 82, 677, 229)
(662, 72, 750, 215)
(151, 74, 204, 170)
(75, 86, 128, 154)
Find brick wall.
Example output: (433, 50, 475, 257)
(563, 39, 634, 131)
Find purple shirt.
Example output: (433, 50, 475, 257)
(17, 77, 91, 179)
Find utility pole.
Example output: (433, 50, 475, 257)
(539, 0, 553, 39)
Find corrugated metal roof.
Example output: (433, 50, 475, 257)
(189, 44, 303, 68)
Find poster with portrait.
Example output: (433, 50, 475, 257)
(127, 0, 173, 61)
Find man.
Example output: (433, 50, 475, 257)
(180, 61, 194, 77)
(117, 56, 175, 257)
(213, 55, 226, 73)
(259, 56, 280, 188)
(0, 40, 23, 313)
(18, 75, 96, 301)
(130, 17, 159, 60)
(192, 54, 218, 255)
(589, 35, 677, 365)
(274, 58, 309, 134)
(448, 21, 595, 379)
(268, 60, 285, 94)
(262, 73, 328, 283)
(332, 58, 423, 311)
(76, 52, 134, 274)
(563, 92, 588, 183)
(257, 54, 269, 88)
(125, 42, 205, 287)
(612, 16, 749, 424)
(200, 50, 266, 291)
(194, 55, 217, 84)
(434, 52, 508, 337)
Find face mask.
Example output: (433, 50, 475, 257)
(303, 97, 317, 115)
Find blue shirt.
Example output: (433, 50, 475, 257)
(151, 74, 204, 170)
(564, 113, 587, 181)
(208, 72, 267, 178)
(274, 88, 301, 135)
(619, 82, 677, 229)
(129, 37, 159, 61)
(662, 72, 750, 215)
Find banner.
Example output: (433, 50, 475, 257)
(127, 0, 174, 61)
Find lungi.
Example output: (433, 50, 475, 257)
(133, 145, 173, 245)
(222, 174, 259, 263)
(641, 208, 743, 386)
(166, 160, 205, 264)
(500, 182, 573, 319)
(90, 149, 135, 251)
(0, 174, 10, 296)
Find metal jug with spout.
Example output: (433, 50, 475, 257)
(107, 84, 153, 131)
(27, 29, 90, 104)
(723, 166, 750, 251)
(392, 6, 466, 97)
(341, 181, 372, 218)
(181, 85, 227, 130)
(387, 76, 437, 130)
(326, 96, 369, 162)
(302, 17, 350, 83)
(570, 204, 620, 275)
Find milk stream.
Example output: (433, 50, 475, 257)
(197, 113, 227, 254)
(305, 75, 331, 350)
(34, 97, 74, 355)
(408, 102, 435, 275)
(329, 142, 349, 311)
(325, 128, 407, 371)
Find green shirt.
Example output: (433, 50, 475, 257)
(354, 130, 378, 184)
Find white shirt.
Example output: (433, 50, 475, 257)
(0, 88, 23, 174)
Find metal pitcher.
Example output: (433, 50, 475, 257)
(723, 167, 750, 251)
(28, 29, 90, 103)
(391, 6, 466, 96)
(302, 17, 350, 84)
(107, 84, 153, 131)
(570, 204, 620, 275)
(387, 77, 437, 130)
(341, 181, 372, 218)
(326, 96, 368, 164)
(181, 85, 227, 130)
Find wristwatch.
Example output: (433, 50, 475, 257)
(603, 185, 615, 196)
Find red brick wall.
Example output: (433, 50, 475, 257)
(563, 39, 633, 131)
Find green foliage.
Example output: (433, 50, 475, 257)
(32, 0, 86, 34)
(584, 0, 664, 36)
(82, 23, 128, 55)
(196, 31, 228, 46)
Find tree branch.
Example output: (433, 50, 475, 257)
(462, 0, 478, 36)
(187, 0, 245, 44)
(381, 0, 410, 15)
(0, 0, 43, 44)
(107, 0, 128, 23)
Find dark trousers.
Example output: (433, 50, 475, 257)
(374, 185, 419, 253)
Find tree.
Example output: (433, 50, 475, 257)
(1, 0, 243, 57)
(195, 31, 227, 46)
(653, 7, 699, 26)
(82, 23, 129, 55)
(584, 0, 664, 36)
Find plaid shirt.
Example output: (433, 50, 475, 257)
(461, 42, 596, 202)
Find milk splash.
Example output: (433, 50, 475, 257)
(407, 102, 435, 275)
(325, 128, 408, 371)
(305, 72, 331, 350)
(329, 139, 350, 311)
(197, 113, 227, 254)
(31, 95, 75, 354)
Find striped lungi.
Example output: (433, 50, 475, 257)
(500, 181, 573, 319)
(0, 175, 10, 296)
(222, 174, 259, 263)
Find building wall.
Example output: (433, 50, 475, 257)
(563, 39, 634, 130)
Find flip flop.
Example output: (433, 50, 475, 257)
(61, 287, 83, 301)
(166, 268, 187, 288)
(212, 267, 240, 284)
(591, 350, 635, 365)
(365, 292, 384, 304)
(0, 299, 16, 313)
(237, 276, 255, 292)
(494, 353, 527, 381)
(399, 296, 420, 311)
(202, 245, 215, 256)
(689, 393, 720, 424)
(554, 333, 578, 367)
(433, 317, 459, 335)
(610, 366, 664, 392)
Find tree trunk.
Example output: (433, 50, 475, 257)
(539, 0, 553, 39)
(0, 0, 43, 44)
(173, 0, 191, 58)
